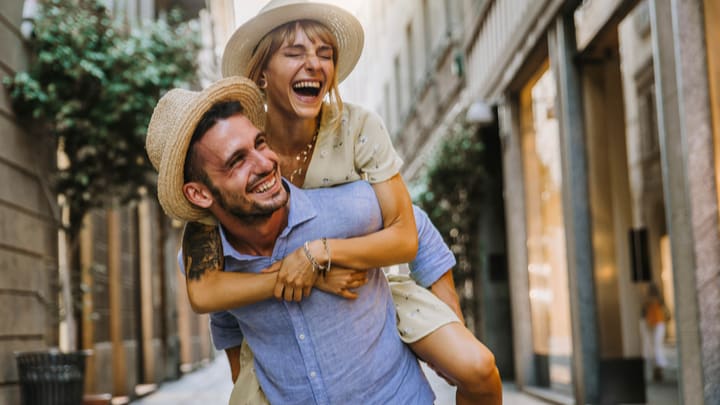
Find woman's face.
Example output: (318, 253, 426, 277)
(263, 24, 336, 120)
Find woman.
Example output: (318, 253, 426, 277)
(184, 1, 501, 404)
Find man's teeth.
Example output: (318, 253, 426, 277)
(254, 177, 276, 193)
(293, 81, 320, 89)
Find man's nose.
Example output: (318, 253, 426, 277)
(250, 150, 274, 172)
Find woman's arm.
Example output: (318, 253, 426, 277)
(273, 174, 418, 298)
(182, 222, 278, 313)
(320, 173, 418, 268)
(187, 265, 279, 314)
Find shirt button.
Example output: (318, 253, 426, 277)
(310, 371, 317, 378)
(299, 334, 305, 340)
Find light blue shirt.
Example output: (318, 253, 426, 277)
(410, 205, 456, 286)
(208, 181, 435, 405)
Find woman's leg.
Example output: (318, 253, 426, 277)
(389, 275, 502, 404)
(409, 322, 502, 405)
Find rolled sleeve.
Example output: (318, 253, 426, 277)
(352, 106, 403, 183)
(409, 206, 456, 287)
(210, 311, 244, 350)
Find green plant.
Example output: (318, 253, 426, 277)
(4, 0, 200, 237)
(413, 122, 486, 279)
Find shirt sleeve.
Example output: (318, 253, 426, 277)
(178, 249, 245, 350)
(210, 310, 245, 350)
(409, 205, 456, 287)
(351, 105, 404, 183)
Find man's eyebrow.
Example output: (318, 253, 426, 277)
(222, 131, 265, 168)
(223, 143, 248, 168)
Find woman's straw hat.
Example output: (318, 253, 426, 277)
(145, 76, 265, 223)
(221, 0, 364, 83)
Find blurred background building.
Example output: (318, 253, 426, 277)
(1, 0, 232, 403)
(339, 0, 718, 404)
(1, 0, 718, 404)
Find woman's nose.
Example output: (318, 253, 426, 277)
(304, 54, 320, 70)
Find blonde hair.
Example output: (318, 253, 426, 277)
(246, 20, 344, 130)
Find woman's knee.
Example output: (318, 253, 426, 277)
(454, 344, 498, 388)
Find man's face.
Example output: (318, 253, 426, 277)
(192, 114, 288, 221)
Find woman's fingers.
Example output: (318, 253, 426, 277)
(338, 289, 359, 300)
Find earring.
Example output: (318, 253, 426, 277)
(258, 76, 267, 89)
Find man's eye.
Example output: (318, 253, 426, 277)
(230, 155, 245, 166)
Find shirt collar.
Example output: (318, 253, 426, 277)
(218, 178, 317, 260)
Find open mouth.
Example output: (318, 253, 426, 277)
(251, 175, 277, 194)
(292, 80, 322, 98)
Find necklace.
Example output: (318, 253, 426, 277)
(288, 120, 320, 184)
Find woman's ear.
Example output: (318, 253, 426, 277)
(183, 182, 214, 209)
(258, 73, 268, 89)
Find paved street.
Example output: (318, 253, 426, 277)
(131, 354, 550, 405)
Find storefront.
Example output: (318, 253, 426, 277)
(519, 63, 574, 394)
(497, 0, 693, 403)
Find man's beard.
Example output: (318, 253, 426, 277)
(207, 178, 288, 225)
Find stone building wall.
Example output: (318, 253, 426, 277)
(0, 1, 60, 403)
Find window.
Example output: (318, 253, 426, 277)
(394, 55, 403, 125)
(636, 67, 659, 158)
(422, 0, 432, 67)
(406, 23, 416, 98)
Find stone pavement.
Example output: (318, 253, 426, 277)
(131, 354, 550, 405)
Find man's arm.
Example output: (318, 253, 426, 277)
(225, 346, 242, 383)
(429, 270, 465, 324)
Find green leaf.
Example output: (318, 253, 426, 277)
(6, 0, 200, 237)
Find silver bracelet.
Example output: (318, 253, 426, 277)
(303, 241, 326, 274)
(321, 237, 331, 275)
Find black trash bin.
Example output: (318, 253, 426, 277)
(15, 349, 91, 405)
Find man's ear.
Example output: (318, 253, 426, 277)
(183, 182, 214, 209)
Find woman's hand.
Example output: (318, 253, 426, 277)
(273, 241, 324, 301)
(315, 268, 369, 299)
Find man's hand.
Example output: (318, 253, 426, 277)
(315, 268, 369, 299)
(273, 242, 323, 301)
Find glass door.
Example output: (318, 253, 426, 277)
(519, 63, 574, 393)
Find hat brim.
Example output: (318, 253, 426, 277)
(221, 3, 364, 83)
(154, 77, 265, 222)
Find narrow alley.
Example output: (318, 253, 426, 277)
(131, 356, 550, 405)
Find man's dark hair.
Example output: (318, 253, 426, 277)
(184, 101, 245, 183)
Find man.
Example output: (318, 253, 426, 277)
(145, 76, 436, 404)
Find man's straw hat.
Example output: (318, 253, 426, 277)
(221, 0, 364, 83)
(145, 76, 265, 223)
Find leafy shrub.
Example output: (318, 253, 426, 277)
(414, 122, 486, 278)
(4, 0, 200, 236)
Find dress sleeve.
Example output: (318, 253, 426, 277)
(351, 106, 404, 183)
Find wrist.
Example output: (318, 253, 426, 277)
(310, 239, 329, 267)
